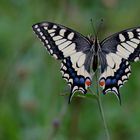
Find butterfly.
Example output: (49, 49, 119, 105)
(32, 21, 140, 103)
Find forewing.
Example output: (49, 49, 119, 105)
(101, 27, 140, 62)
(32, 21, 91, 59)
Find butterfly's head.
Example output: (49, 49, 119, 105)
(87, 35, 95, 43)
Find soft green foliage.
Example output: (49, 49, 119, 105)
(1, 0, 140, 140)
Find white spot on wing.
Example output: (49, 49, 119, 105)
(63, 43, 76, 57)
(77, 65, 85, 75)
(119, 34, 125, 42)
(117, 44, 130, 59)
(55, 39, 67, 45)
(127, 32, 134, 38)
(79, 87, 85, 93)
(53, 36, 63, 41)
(112, 87, 118, 94)
(47, 45, 51, 49)
(125, 68, 129, 73)
(50, 49, 53, 54)
(42, 36, 46, 40)
(106, 66, 114, 77)
(137, 28, 140, 32)
(106, 54, 115, 68)
(64, 73, 69, 79)
(118, 80, 122, 86)
(63, 59, 66, 63)
(68, 32, 74, 40)
(44, 26, 48, 30)
(131, 38, 140, 44)
(69, 51, 83, 66)
(77, 54, 86, 67)
(59, 29, 66, 36)
(126, 61, 129, 65)
(53, 25, 57, 29)
(39, 32, 43, 36)
(53, 54, 58, 59)
(45, 40, 48, 44)
(126, 41, 138, 48)
(60, 70, 64, 75)
(134, 57, 139, 62)
(58, 41, 72, 50)
(63, 66, 67, 70)
(37, 28, 41, 32)
(72, 86, 78, 93)
(48, 29, 55, 33)
(69, 79, 73, 84)
(122, 75, 128, 80)
(34, 25, 38, 29)
(127, 72, 131, 77)
(50, 33, 55, 37)
(109, 53, 122, 69)
(121, 43, 134, 53)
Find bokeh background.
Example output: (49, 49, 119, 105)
(1, 0, 140, 140)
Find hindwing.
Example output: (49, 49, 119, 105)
(61, 53, 92, 103)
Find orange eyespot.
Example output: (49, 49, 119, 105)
(99, 79, 105, 87)
(85, 79, 91, 87)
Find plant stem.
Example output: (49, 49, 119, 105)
(95, 72, 111, 140)
(97, 93, 110, 140)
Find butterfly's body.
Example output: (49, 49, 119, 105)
(82, 36, 102, 72)
(32, 21, 140, 103)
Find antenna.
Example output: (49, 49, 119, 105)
(89, 18, 104, 40)
(90, 18, 97, 36)
(96, 18, 104, 37)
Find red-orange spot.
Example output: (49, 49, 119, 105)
(99, 80, 105, 87)
(85, 79, 91, 86)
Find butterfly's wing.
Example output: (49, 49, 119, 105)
(32, 22, 93, 102)
(99, 27, 140, 102)
(32, 22, 91, 59)
(61, 53, 92, 103)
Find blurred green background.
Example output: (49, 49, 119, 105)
(1, 0, 140, 140)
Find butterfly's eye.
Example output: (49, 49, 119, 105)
(85, 78, 92, 87)
(99, 79, 105, 87)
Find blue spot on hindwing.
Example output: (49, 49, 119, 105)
(106, 78, 111, 85)
(79, 77, 85, 84)
(121, 63, 126, 69)
(116, 74, 120, 79)
(112, 79, 117, 85)
(71, 73, 76, 77)
(74, 77, 79, 84)
(67, 61, 71, 67)
(119, 70, 123, 75)
(68, 68, 73, 73)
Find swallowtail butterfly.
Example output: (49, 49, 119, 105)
(32, 21, 140, 103)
